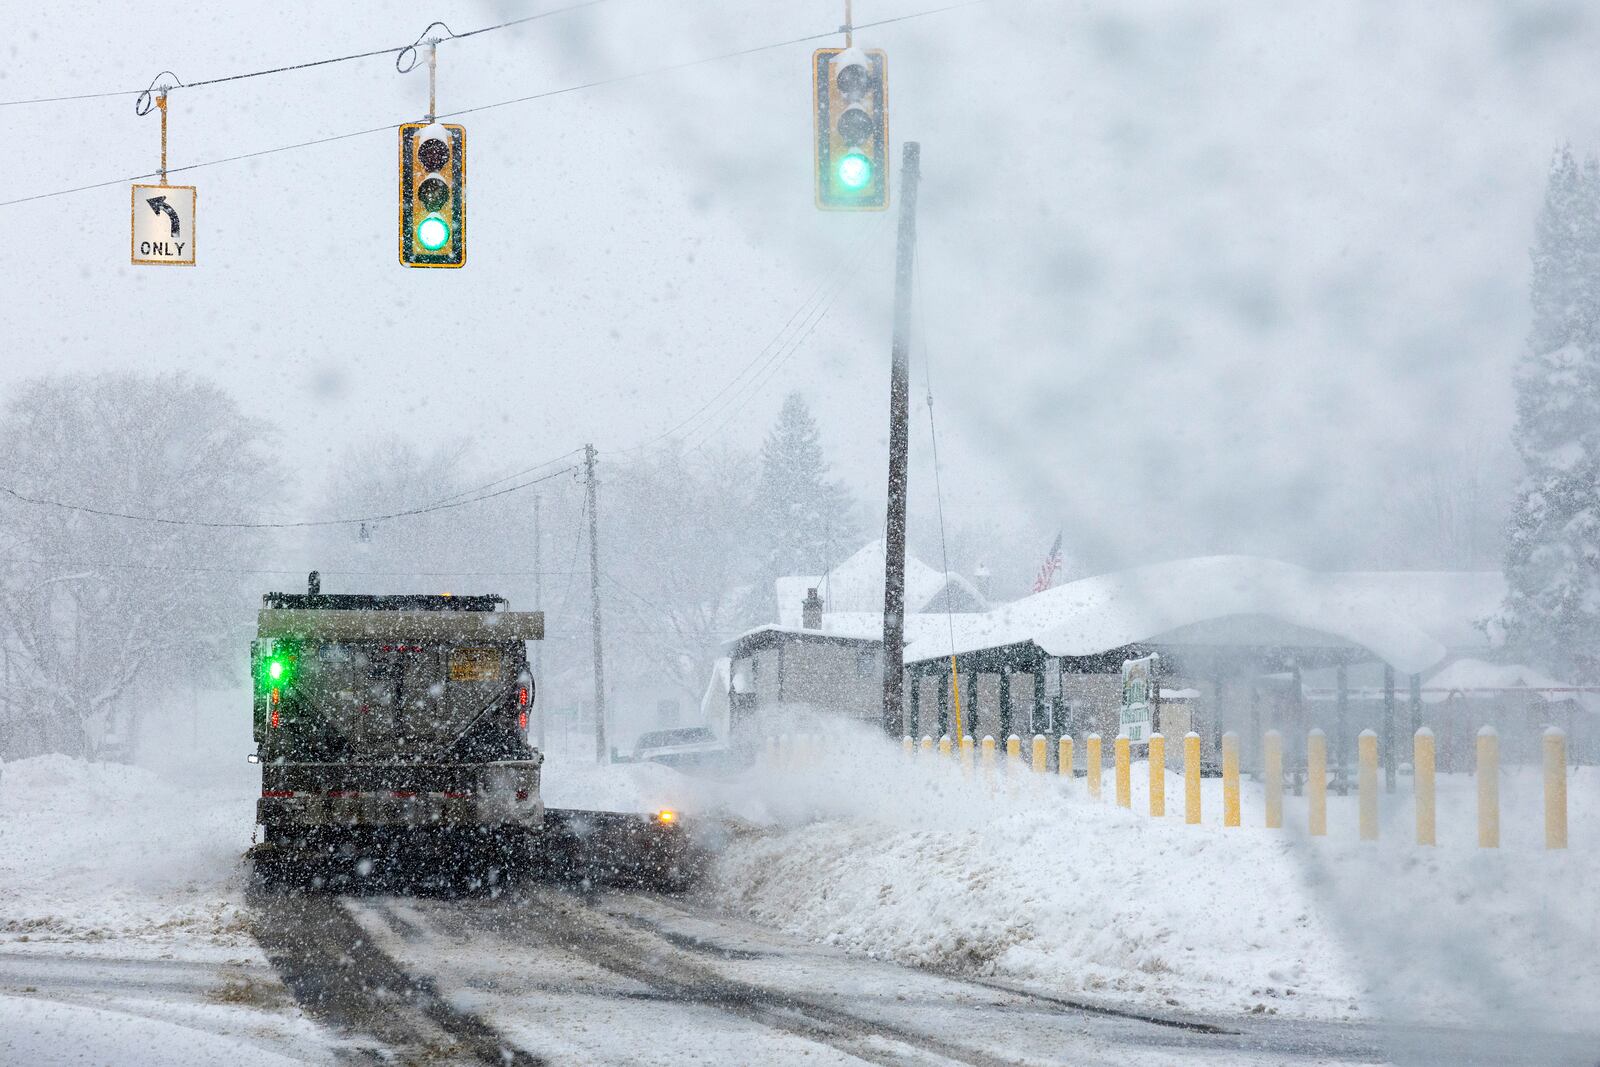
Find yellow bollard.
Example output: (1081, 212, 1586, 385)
(938, 734, 953, 760)
(1264, 729, 1283, 829)
(959, 734, 974, 774)
(1058, 735, 1074, 780)
(1086, 733, 1102, 799)
(1184, 731, 1202, 825)
(920, 735, 934, 757)
(1032, 734, 1047, 774)
(981, 736, 997, 781)
(1478, 725, 1499, 849)
(1545, 727, 1567, 850)
(1414, 727, 1435, 846)
(1006, 734, 1022, 770)
(1307, 729, 1327, 836)
(1358, 729, 1377, 842)
(902, 735, 914, 757)
(1222, 731, 1240, 828)
(1115, 734, 1131, 808)
(1148, 733, 1166, 817)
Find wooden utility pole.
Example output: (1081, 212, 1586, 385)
(584, 444, 608, 763)
(532, 493, 546, 752)
(880, 141, 922, 737)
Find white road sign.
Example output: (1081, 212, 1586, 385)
(130, 184, 196, 266)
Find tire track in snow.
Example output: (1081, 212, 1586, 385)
(617, 890, 1238, 1033)
(248, 886, 544, 1066)
(477, 885, 1024, 1067)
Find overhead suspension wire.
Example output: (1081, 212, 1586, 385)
(0, 0, 986, 209)
(0, 463, 578, 530)
(440, 2, 983, 121)
(0, 556, 589, 578)
(2, 0, 609, 110)
(914, 242, 967, 737)
(413, 447, 586, 510)
(549, 494, 592, 624)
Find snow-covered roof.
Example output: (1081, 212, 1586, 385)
(725, 612, 965, 654)
(774, 540, 985, 628)
(899, 556, 1460, 674)
(741, 555, 1506, 677)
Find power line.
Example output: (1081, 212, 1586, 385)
(1, 0, 986, 208)
(0, 556, 589, 578)
(440, 3, 983, 121)
(681, 217, 889, 450)
(0, 464, 577, 530)
(916, 242, 962, 666)
(611, 218, 887, 456)
(415, 447, 585, 510)
(1, 0, 609, 109)
(552, 493, 590, 607)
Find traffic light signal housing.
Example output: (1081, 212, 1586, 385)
(814, 47, 889, 211)
(399, 122, 466, 268)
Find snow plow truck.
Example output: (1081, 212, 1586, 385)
(249, 572, 694, 890)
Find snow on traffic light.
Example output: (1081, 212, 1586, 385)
(399, 122, 466, 268)
(814, 47, 888, 211)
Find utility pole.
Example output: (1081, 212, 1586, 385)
(880, 141, 922, 738)
(532, 493, 546, 752)
(584, 444, 609, 763)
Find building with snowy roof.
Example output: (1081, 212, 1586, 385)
(773, 540, 987, 629)
(717, 554, 1592, 774)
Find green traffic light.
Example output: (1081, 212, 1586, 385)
(268, 660, 284, 681)
(416, 214, 451, 251)
(837, 152, 872, 190)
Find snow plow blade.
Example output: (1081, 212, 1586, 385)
(248, 809, 705, 893)
(534, 808, 703, 892)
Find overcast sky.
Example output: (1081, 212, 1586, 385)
(12, 0, 1600, 579)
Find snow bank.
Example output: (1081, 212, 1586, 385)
(0, 755, 256, 950)
(706, 721, 1600, 1029)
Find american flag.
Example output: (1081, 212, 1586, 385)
(1032, 532, 1064, 593)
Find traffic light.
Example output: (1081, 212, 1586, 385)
(814, 47, 888, 210)
(399, 122, 466, 268)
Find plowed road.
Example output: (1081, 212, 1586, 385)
(6, 887, 1595, 1065)
(244, 885, 1592, 1066)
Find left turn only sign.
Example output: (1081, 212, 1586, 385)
(130, 184, 196, 266)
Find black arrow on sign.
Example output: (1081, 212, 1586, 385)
(146, 196, 181, 238)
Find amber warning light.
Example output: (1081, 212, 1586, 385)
(655, 809, 678, 824)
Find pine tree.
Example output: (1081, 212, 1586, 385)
(1498, 148, 1600, 681)
(749, 393, 856, 620)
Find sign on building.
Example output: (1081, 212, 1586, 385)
(1120, 653, 1159, 743)
(131, 184, 196, 266)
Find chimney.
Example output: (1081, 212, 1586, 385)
(972, 563, 991, 601)
(802, 587, 824, 629)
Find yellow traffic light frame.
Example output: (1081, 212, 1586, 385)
(813, 47, 889, 211)
(398, 121, 467, 269)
